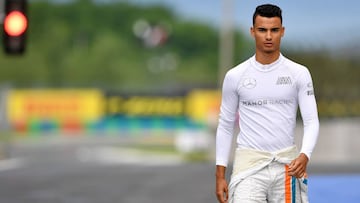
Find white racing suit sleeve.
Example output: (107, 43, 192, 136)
(297, 68, 320, 159)
(216, 70, 239, 167)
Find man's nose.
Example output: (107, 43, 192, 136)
(266, 31, 272, 40)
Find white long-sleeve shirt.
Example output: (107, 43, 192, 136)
(216, 54, 319, 167)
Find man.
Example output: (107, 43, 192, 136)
(215, 4, 319, 203)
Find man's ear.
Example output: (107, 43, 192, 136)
(281, 27, 285, 37)
(250, 27, 255, 38)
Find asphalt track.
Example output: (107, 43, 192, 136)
(0, 137, 359, 203)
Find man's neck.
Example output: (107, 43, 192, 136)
(255, 51, 281, 65)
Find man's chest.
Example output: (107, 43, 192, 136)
(237, 71, 297, 100)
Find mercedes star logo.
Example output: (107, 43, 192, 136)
(243, 78, 257, 89)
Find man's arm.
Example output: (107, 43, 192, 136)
(298, 68, 319, 159)
(216, 69, 239, 167)
(216, 165, 228, 203)
(215, 69, 239, 202)
(290, 68, 319, 177)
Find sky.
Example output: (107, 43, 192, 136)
(128, 0, 360, 50)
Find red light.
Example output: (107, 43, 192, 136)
(4, 11, 28, 36)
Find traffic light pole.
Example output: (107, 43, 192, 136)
(0, 0, 4, 23)
(218, 0, 235, 88)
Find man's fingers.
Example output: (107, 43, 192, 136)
(288, 154, 309, 178)
(216, 192, 227, 203)
(216, 177, 228, 203)
(289, 164, 306, 178)
(216, 187, 228, 203)
(225, 188, 229, 202)
(215, 192, 222, 202)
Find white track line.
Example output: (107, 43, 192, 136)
(76, 147, 184, 166)
(0, 158, 24, 172)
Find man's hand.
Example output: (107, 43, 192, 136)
(216, 176, 228, 203)
(288, 153, 309, 178)
(216, 165, 228, 203)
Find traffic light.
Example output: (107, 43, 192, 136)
(3, 0, 28, 55)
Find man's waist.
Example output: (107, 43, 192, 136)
(232, 145, 298, 176)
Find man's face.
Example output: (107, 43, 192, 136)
(251, 16, 284, 54)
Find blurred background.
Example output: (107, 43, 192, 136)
(0, 0, 359, 202)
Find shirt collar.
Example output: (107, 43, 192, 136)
(251, 54, 284, 72)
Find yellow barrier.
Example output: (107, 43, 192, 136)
(7, 89, 104, 123)
(107, 96, 184, 116)
(185, 89, 221, 123)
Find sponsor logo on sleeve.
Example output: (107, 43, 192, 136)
(307, 90, 314, 95)
(306, 83, 314, 95)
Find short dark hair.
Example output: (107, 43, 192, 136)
(253, 4, 282, 25)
